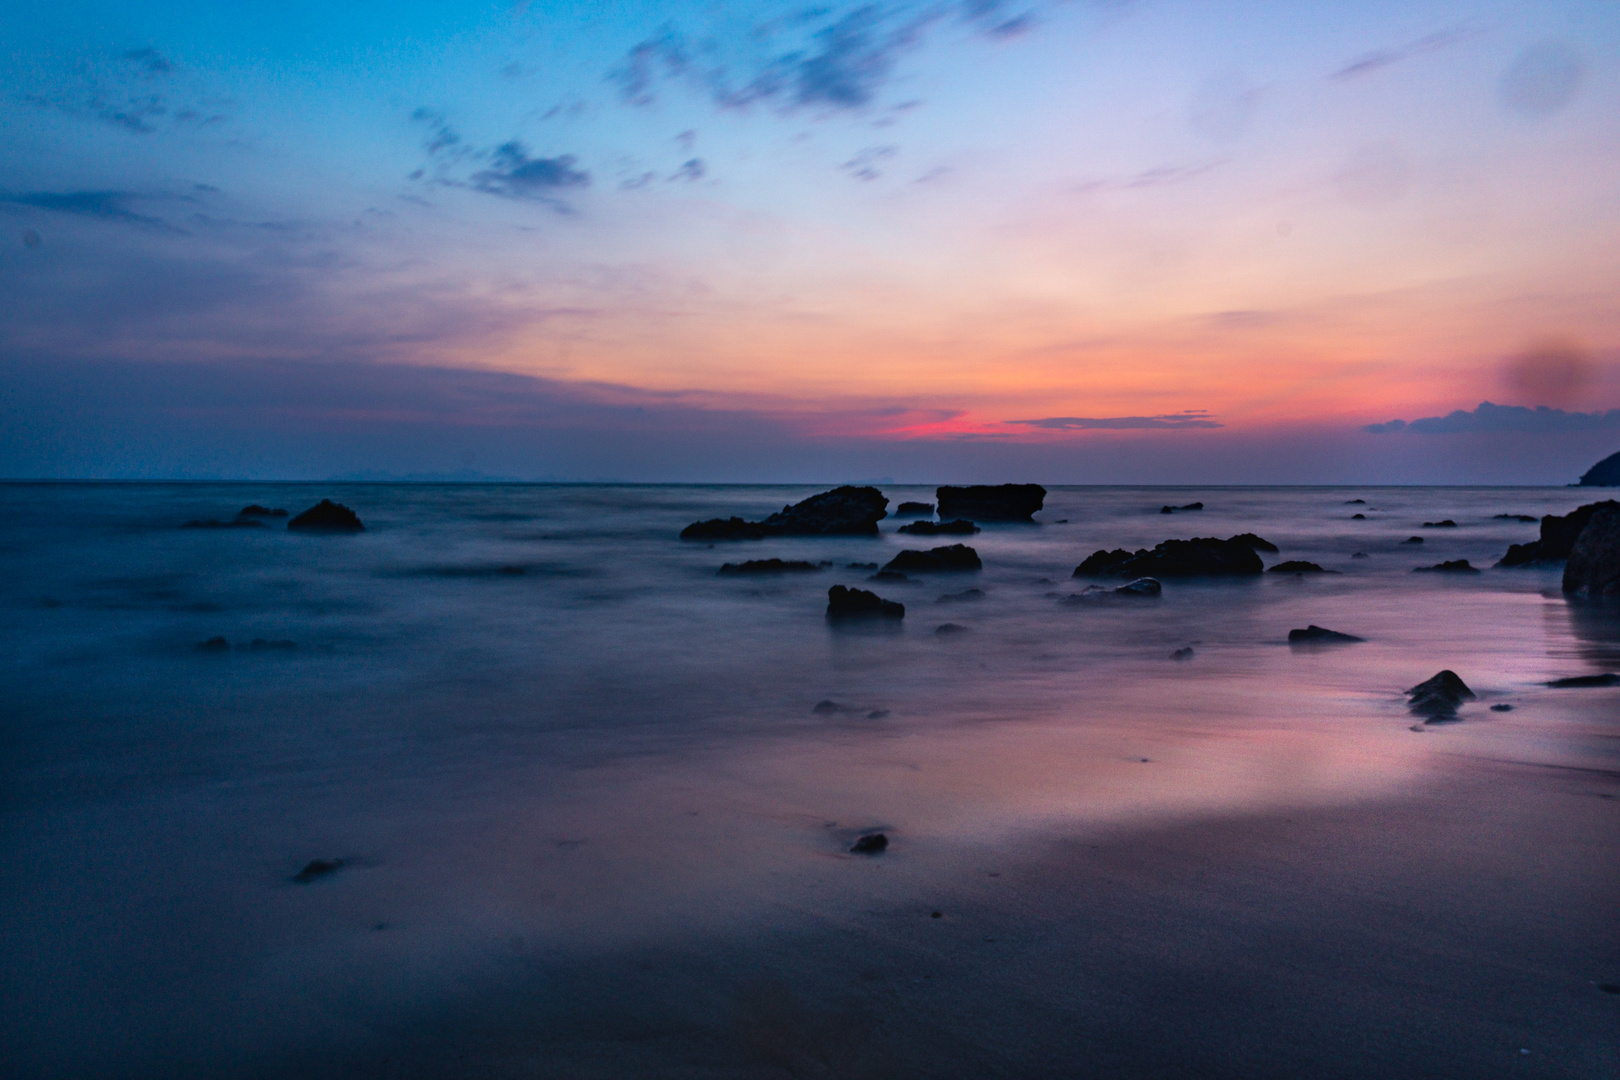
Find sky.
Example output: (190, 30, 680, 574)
(2, 0, 1618, 482)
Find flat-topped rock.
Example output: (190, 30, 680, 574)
(1288, 625, 1364, 644)
(682, 486, 888, 540)
(894, 501, 934, 517)
(1160, 502, 1203, 513)
(897, 519, 979, 536)
(1073, 535, 1272, 578)
(717, 559, 823, 575)
(827, 585, 904, 619)
(288, 499, 364, 533)
(936, 484, 1046, 522)
(238, 505, 288, 518)
(1270, 561, 1337, 574)
(1562, 506, 1620, 597)
(882, 544, 982, 573)
(1414, 560, 1479, 573)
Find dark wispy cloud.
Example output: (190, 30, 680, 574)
(1365, 401, 1620, 435)
(1331, 26, 1475, 80)
(608, 1, 1045, 114)
(0, 190, 174, 229)
(840, 145, 897, 180)
(1010, 411, 1223, 431)
(23, 47, 230, 133)
(409, 111, 589, 207)
(668, 158, 706, 182)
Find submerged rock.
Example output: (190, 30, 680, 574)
(1494, 513, 1539, 522)
(827, 585, 904, 619)
(1562, 506, 1620, 597)
(1288, 625, 1365, 644)
(1115, 577, 1162, 597)
(1414, 560, 1480, 573)
(1545, 673, 1620, 687)
(287, 499, 365, 533)
(683, 486, 888, 540)
(1490, 703, 1515, 712)
(1351, 513, 1366, 519)
(292, 858, 345, 884)
(1169, 646, 1195, 661)
(1402, 536, 1424, 544)
(935, 588, 984, 603)
(882, 544, 982, 573)
(1352, 552, 1368, 558)
(1073, 535, 1271, 578)
(850, 833, 888, 855)
(1497, 500, 1620, 566)
(1345, 499, 1366, 505)
(1577, 449, 1620, 487)
(935, 484, 1046, 521)
(717, 559, 823, 575)
(867, 570, 912, 582)
(1422, 520, 1458, 528)
(1407, 670, 1475, 720)
(934, 623, 970, 635)
(897, 519, 980, 536)
(812, 699, 844, 715)
(1160, 502, 1204, 513)
(1269, 561, 1337, 574)
(195, 636, 230, 652)
(894, 501, 934, 517)
(238, 505, 288, 518)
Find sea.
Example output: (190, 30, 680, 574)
(1, 482, 1616, 1077)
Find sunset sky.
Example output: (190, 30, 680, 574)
(3, 0, 1617, 482)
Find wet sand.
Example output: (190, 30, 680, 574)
(260, 752, 1618, 1080)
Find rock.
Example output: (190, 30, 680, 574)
(1577, 450, 1620, 486)
(1497, 500, 1620, 566)
(183, 518, 265, 529)
(812, 699, 843, 715)
(1228, 533, 1280, 553)
(1351, 513, 1366, 519)
(1562, 507, 1620, 597)
(1490, 703, 1514, 712)
(1402, 536, 1424, 544)
(195, 636, 230, 652)
(1352, 552, 1368, 558)
(1494, 514, 1539, 522)
(867, 570, 913, 582)
(894, 501, 935, 517)
(935, 588, 984, 603)
(1169, 646, 1194, 661)
(287, 499, 364, 533)
(1160, 502, 1204, 513)
(897, 519, 980, 536)
(1115, 577, 1162, 597)
(1073, 535, 1268, 578)
(1288, 625, 1365, 644)
(847, 562, 878, 570)
(882, 544, 982, 573)
(1345, 499, 1366, 504)
(1422, 520, 1458, 528)
(1269, 561, 1337, 574)
(238, 505, 288, 518)
(292, 858, 345, 884)
(850, 833, 888, 855)
(717, 559, 823, 575)
(935, 484, 1046, 522)
(827, 585, 904, 619)
(866, 709, 890, 719)
(683, 486, 888, 539)
(934, 623, 969, 634)
(1544, 673, 1620, 688)
(1407, 670, 1475, 720)
(1414, 560, 1480, 573)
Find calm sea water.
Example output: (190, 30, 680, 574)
(2, 482, 1616, 1076)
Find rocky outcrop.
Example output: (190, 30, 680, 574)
(239, 505, 288, 518)
(1288, 625, 1364, 644)
(1073, 534, 1273, 578)
(882, 544, 982, 573)
(1494, 514, 1538, 522)
(1577, 450, 1620, 486)
(288, 499, 365, 533)
(894, 502, 934, 517)
(1159, 502, 1203, 513)
(1270, 561, 1337, 574)
(1498, 500, 1620, 566)
(936, 484, 1046, 521)
(1422, 520, 1457, 528)
(1115, 578, 1162, 597)
(1414, 560, 1479, 573)
(718, 559, 823, 575)
(682, 486, 888, 540)
(1407, 670, 1474, 720)
(827, 585, 904, 619)
(1562, 506, 1620, 597)
(897, 519, 979, 536)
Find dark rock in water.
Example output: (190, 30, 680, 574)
(1351, 513, 1366, 519)
(1169, 646, 1194, 661)
(936, 484, 1045, 522)
(1402, 536, 1424, 544)
(293, 859, 345, 884)
(1562, 506, 1620, 597)
(1414, 560, 1479, 573)
(288, 499, 364, 533)
(1490, 703, 1515, 712)
(868, 570, 913, 582)
(1074, 535, 1266, 578)
(827, 585, 904, 619)
(1545, 673, 1620, 688)
(718, 559, 822, 575)
(1422, 520, 1458, 528)
(195, 636, 230, 652)
(1498, 500, 1620, 566)
(1407, 670, 1475, 720)
(898, 518, 980, 536)
(247, 638, 296, 651)
(812, 699, 843, 715)
(866, 709, 890, 719)
(684, 485, 888, 539)
(1494, 514, 1539, 522)
(1161, 502, 1204, 513)
(847, 562, 878, 570)
(936, 588, 984, 603)
(1288, 625, 1365, 644)
(850, 833, 888, 855)
(935, 623, 969, 635)
(1351, 552, 1368, 558)
(681, 516, 766, 541)
(183, 518, 265, 529)
(1159, 505, 1173, 514)
(1229, 533, 1280, 553)
(238, 505, 288, 518)
(1577, 449, 1620, 486)
(1115, 578, 1161, 597)
(882, 544, 981, 573)
(1345, 499, 1366, 505)
(1269, 561, 1337, 574)
(894, 501, 934, 517)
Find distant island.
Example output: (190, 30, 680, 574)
(1577, 450, 1620, 486)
